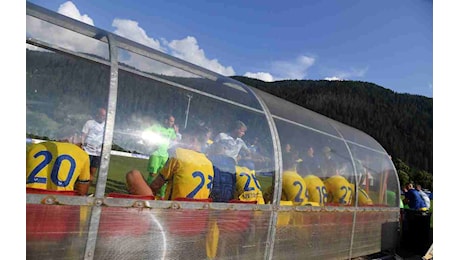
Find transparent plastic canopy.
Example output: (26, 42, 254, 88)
(26, 2, 401, 259)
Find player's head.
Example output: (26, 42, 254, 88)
(95, 108, 107, 123)
(199, 125, 213, 141)
(282, 152, 299, 171)
(231, 120, 247, 138)
(322, 146, 332, 159)
(163, 114, 175, 128)
(205, 126, 213, 139)
(307, 146, 314, 157)
(180, 129, 201, 151)
(284, 143, 292, 153)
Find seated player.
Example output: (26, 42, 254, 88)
(26, 129, 91, 196)
(261, 153, 311, 206)
(281, 153, 310, 206)
(126, 129, 214, 201)
(350, 184, 373, 206)
(235, 159, 265, 204)
(206, 142, 236, 203)
(303, 174, 327, 206)
(324, 175, 353, 205)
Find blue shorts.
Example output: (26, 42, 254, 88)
(89, 155, 101, 168)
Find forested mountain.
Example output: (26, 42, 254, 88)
(231, 76, 433, 187)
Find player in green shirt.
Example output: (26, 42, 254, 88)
(144, 115, 178, 199)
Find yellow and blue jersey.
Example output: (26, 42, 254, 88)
(235, 165, 265, 204)
(282, 170, 309, 206)
(303, 174, 327, 206)
(356, 187, 373, 206)
(160, 147, 214, 200)
(350, 184, 373, 206)
(324, 175, 353, 205)
(26, 141, 90, 191)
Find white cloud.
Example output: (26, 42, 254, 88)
(111, 23, 236, 76)
(112, 19, 164, 52)
(27, 1, 236, 78)
(272, 55, 315, 79)
(244, 72, 275, 82)
(168, 36, 235, 76)
(324, 76, 344, 81)
(57, 1, 94, 25)
(244, 55, 315, 81)
(26, 1, 107, 57)
(111, 18, 174, 74)
(243, 55, 315, 82)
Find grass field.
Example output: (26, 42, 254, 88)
(91, 154, 147, 194)
(429, 200, 433, 228)
(98, 154, 274, 196)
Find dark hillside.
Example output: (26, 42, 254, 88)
(232, 76, 433, 176)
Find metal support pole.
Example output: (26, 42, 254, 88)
(184, 94, 192, 129)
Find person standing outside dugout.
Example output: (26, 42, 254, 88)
(403, 183, 427, 211)
(415, 184, 431, 210)
(81, 107, 106, 184)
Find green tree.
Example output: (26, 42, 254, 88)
(394, 158, 410, 187)
(411, 170, 433, 191)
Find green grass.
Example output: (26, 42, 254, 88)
(256, 175, 274, 192)
(99, 155, 274, 195)
(92, 154, 148, 194)
(429, 199, 433, 228)
(107, 155, 148, 183)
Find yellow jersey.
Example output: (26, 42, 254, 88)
(350, 184, 373, 206)
(303, 174, 327, 206)
(26, 141, 90, 191)
(235, 165, 265, 204)
(282, 170, 309, 206)
(324, 175, 352, 205)
(160, 147, 214, 200)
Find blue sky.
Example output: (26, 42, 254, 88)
(27, 0, 433, 97)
